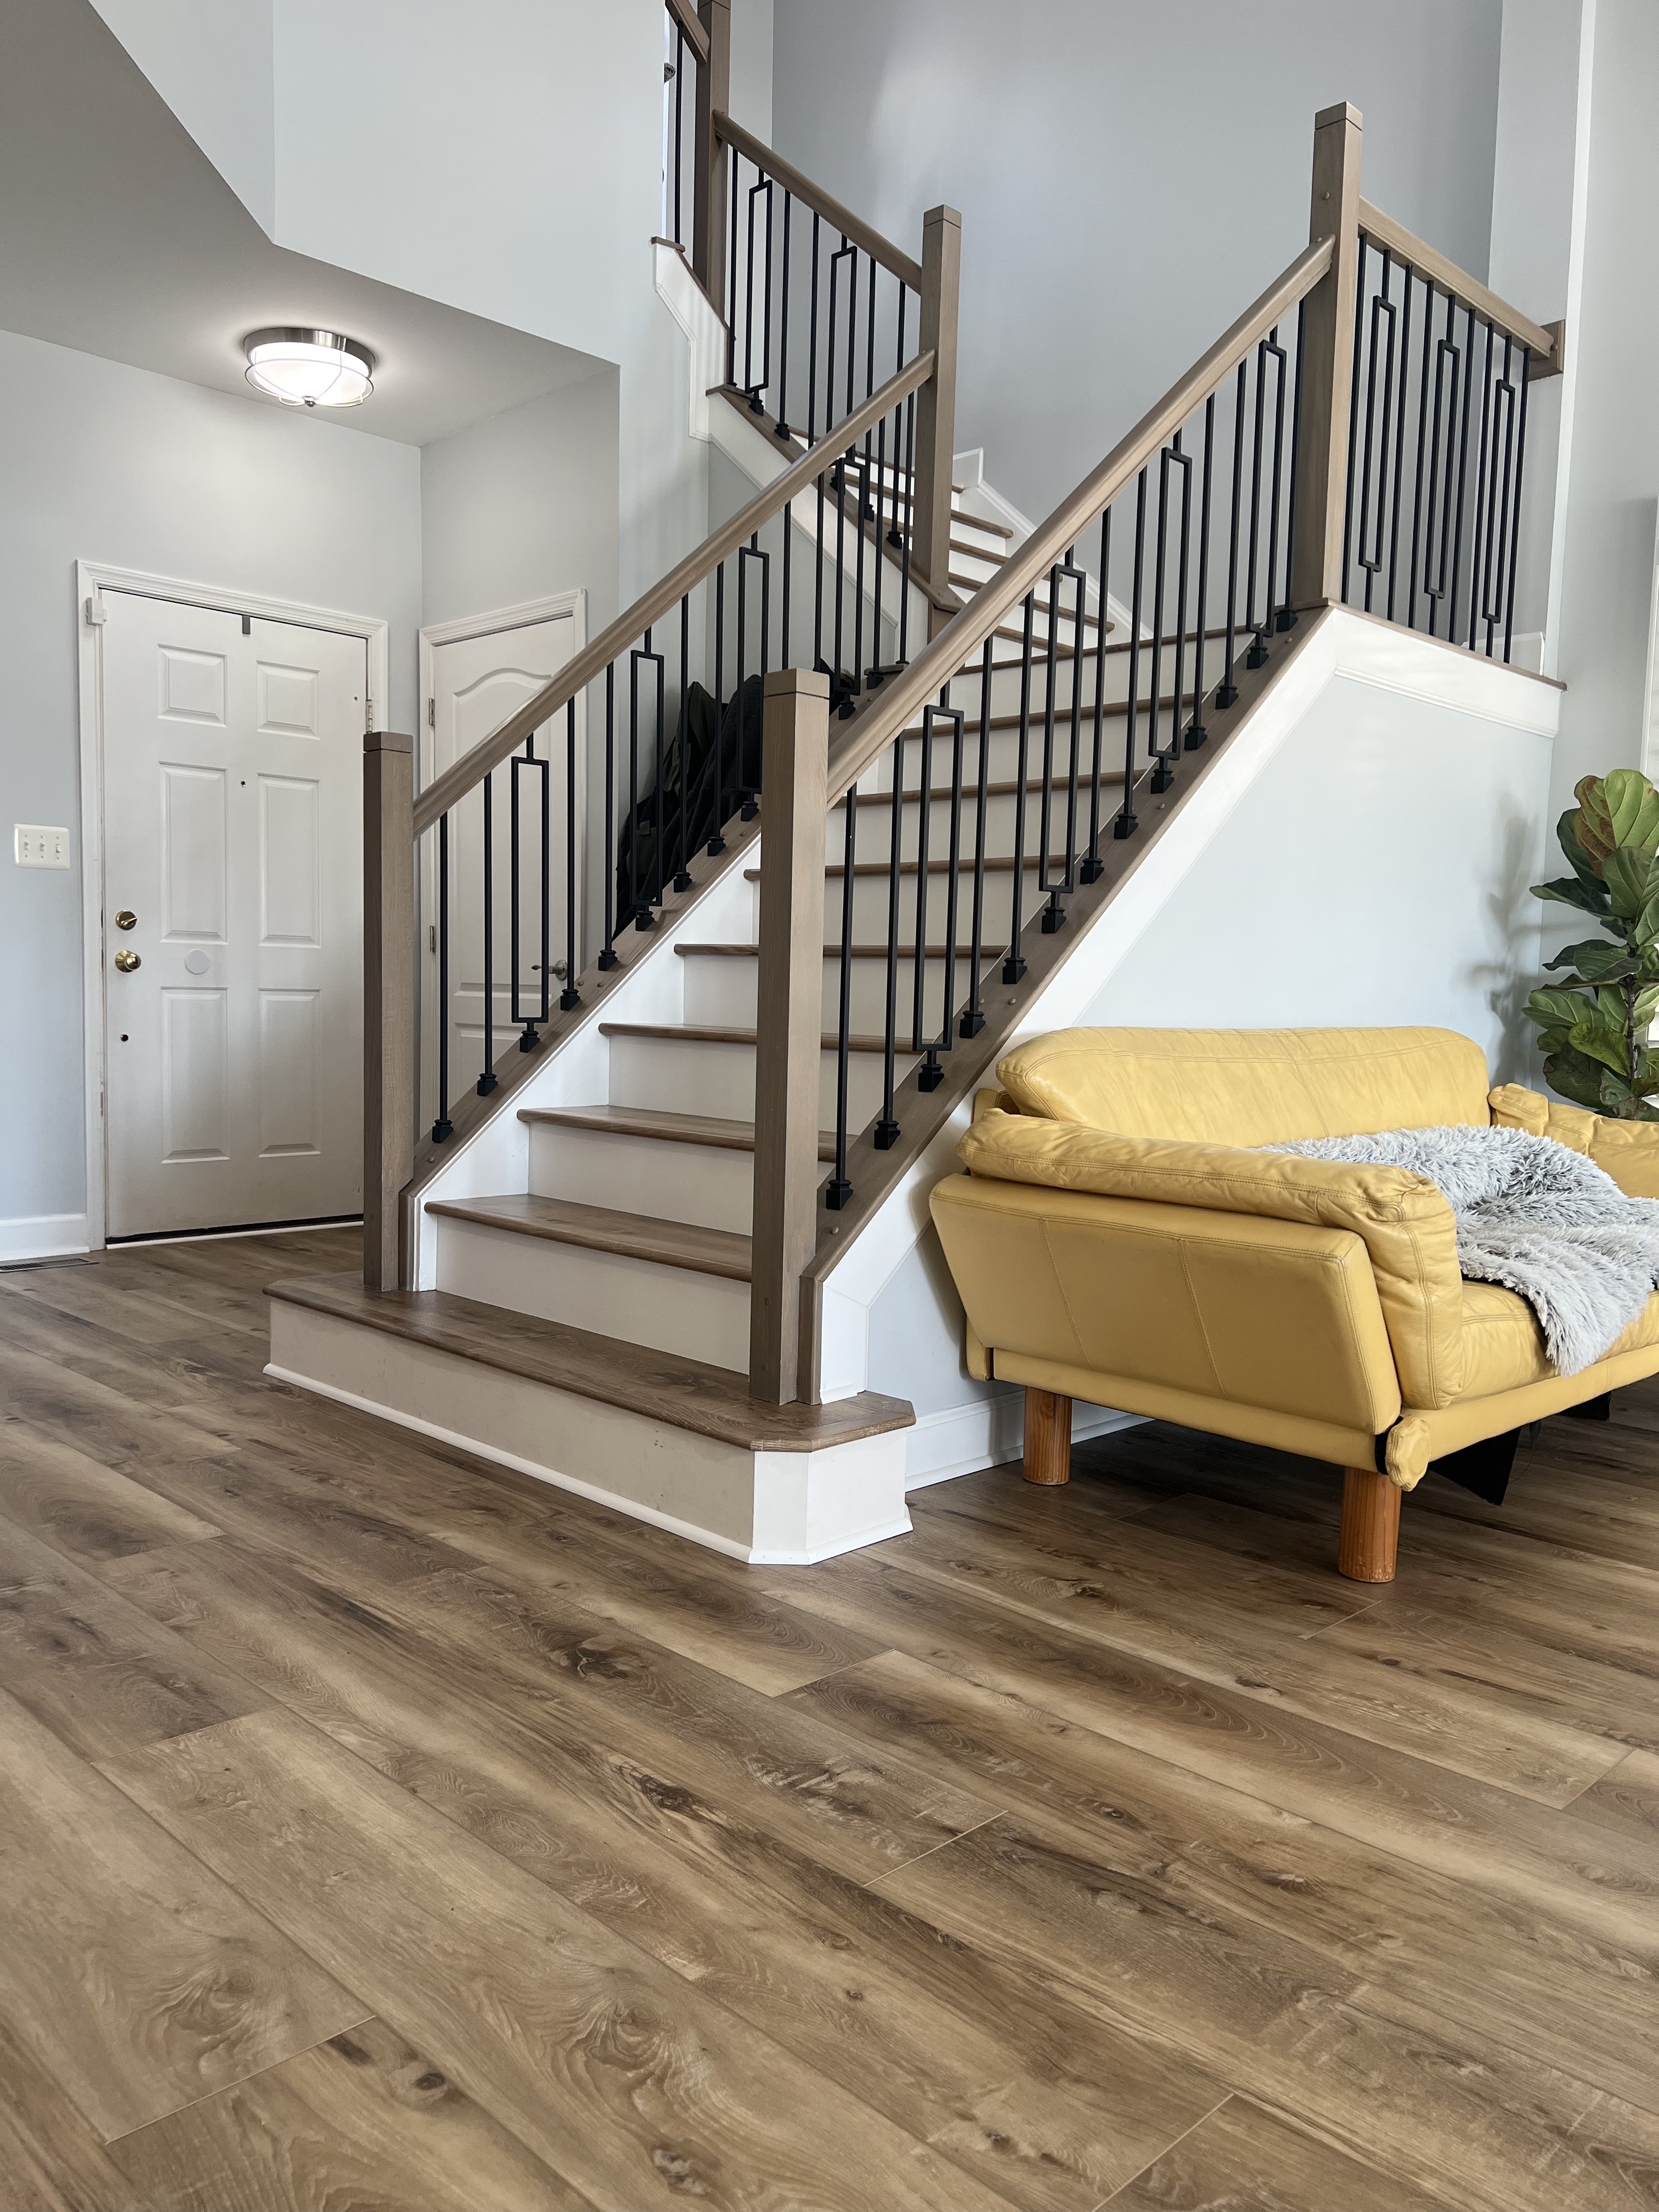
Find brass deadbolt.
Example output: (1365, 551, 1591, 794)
(114, 949, 141, 973)
(115, 909, 138, 930)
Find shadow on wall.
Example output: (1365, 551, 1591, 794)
(1479, 800, 1549, 1087)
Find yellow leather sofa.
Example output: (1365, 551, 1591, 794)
(929, 1027, 1659, 1581)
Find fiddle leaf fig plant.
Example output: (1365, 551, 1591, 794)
(1527, 769, 1659, 1120)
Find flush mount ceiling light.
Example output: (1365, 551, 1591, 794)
(244, 327, 375, 408)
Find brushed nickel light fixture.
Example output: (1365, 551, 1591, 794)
(244, 327, 375, 408)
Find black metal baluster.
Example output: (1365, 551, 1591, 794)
(1260, 331, 1289, 640)
(1217, 365, 1246, 707)
(537, 732, 550, 1026)
(1465, 318, 1497, 652)
(924, 704, 964, 1091)
(775, 190, 792, 436)
(560, 700, 579, 1008)
(1004, 592, 1035, 972)
(850, 452, 868, 713)
(433, 812, 453, 1139)
(911, 706, 935, 1071)
(1187, 398, 1213, 747)
(1408, 275, 1436, 633)
(806, 213, 821, 447)
(511, 736, 540, 1049)
(825, 783, 856, 1209)
(874, 731, 905, 1148)
(1082, 505, 1111, 873)
(710, 563, 727, 851)
(1245, 342, 1269, 667)
(887, 290, 908, 548)
(674, 595, 692, 889)
(1423, 295, 1462, 636)
(1062, 558, 1085, 894)
(478, 769, 497, 1094)
(1116, 469, 1148, 839)
(672, 24, 685, 244)
(737, 537, 768, 812)
(961, 633, 994, 1032)
(726, 150, 740, 386)
(598, 662, 618, 969)
(1341, 234, 1369, 602)
(1277, 302, 1305, 633)
(1502, 346, 1532, 665)
(1385, 264, 1413, 622)
(1357, 263, 1397, 613)
(1482, 334, 1517, 659)
(1149, 449, 1177, 786)
(1447, 300, 1479, 646)
(898, 393, 916, 665)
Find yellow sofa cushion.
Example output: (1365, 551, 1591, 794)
(1461, 1282, 1659, 1395)
(958, 1111, 1465, 1408)
(997, 1025, 1492, 1143)
(1489, 1082, 1659, 1199)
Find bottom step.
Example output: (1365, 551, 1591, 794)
(266, 1274, 915, 1566)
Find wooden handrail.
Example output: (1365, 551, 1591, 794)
(412, 347, 935, 837)
(665, 0, 710, 68)
(822, 235, 1334, 808)
(713, 111, 926, 294)
(1357, 199, 1559, 372)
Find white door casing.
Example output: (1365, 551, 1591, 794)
(419, 594, 585, 1127)
(98, 590, 368, 1237)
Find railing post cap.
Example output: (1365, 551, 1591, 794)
(1314, 100, 1362, 132)
(763, 667, 832, 700)
(364, 730, 414, 755)
(923, 204, 962, 231)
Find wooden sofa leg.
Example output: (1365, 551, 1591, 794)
(1338, 1466, 1401, 1582)
(1023, 1389, 1072, 1485)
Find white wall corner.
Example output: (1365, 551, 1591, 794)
(654, 239, 726, 442)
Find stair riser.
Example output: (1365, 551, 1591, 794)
(918, 640, 1214, 721)
(527, 1121, 762, 1234)
(833, 783, 1122, 867)
(682, 950, 1003, 1034)
(606, 1031, 908, 1127)
(434, 1212, 751, 1370)
(825, 867, 1050, 944)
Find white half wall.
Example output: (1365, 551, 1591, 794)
(839, 613, 1559, 1468)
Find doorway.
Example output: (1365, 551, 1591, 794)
(418, 592, 585, 1123)
(83, 569, 386, 1243)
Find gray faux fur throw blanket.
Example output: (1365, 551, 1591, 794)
(1265, 1124, 1659, 1376)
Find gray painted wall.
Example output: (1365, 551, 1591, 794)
(772, 0, 1504, 524)
(0, 330, 421, 1239)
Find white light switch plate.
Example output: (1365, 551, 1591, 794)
(15, 825, 71, 869)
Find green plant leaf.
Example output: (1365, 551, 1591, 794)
(1527, 986, 1595, 1029)
(1576, 776, 1616, 869)
(1531, 875, 1612, 915)
(1602, 848, 1659, 920)
(1598, 983, 1633, 1030)
(1570, 1017, 1632, 1078)
(1544, 938, 1637, 981)
(1601, 769, 1659, 856)
(1635, 983, 1659, 1030)
(1543, 1047, 1612, 1110)
(1559, 811, 1607, 891)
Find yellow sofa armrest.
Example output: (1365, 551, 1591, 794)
(1489, 1082, 1659, 1197)
(930, 1173, 1404, 1436)
(957, 1111, 1464, 1407)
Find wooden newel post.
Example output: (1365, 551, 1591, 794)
(1289, 100, 1363, 610)
(693, 0, 732, 305)
(913, 202, 962, 632)
(363, 731, 415, 1293)
(749, 668, 831, 1404)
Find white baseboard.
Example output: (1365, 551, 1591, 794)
(0, 1212, 91, 1265)
(904, 1391, 1142, 1491)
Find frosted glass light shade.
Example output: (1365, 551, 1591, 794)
(244, 328, 375, 408)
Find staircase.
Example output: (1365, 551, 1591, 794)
(269, 65, 1563, 1562)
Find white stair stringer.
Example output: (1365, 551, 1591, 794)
(804, 610, 1562, 1488)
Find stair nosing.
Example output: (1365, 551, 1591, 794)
(518, 1103, 837, 1161)
(599, 1019, 907, 1053)
(425, 1191, 754, 1283)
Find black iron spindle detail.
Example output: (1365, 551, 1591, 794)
(510, 735, 547, 1049)
(961, 633, 994, 1030)
(910, 706, 936, 1066)
(670, 23, 685, 244)
(1464, 316, 1497, 653)
(1480, 333, 1519, 659)
(560, 699, 579, 1008)
(737, 538, 768, 812)
(478, 769, 497, 1095)
(921, 703, 964, 1091)
(1408, 274, 1436, 634)
(1116, 469, 1147, 839)
(1356, 257, 1398, 613)
(874, 729, 905, 1148)
(598, 662, 619, 969)
(1385, 267, 1412, 622)
(630, 635, 664, 925)
(709, 563, 727, 852)
(1186, 398, 1214, 748)
(1341, 234, 1369, 602)
(674, 594, 692, 890)
(1149, 442, 1191, 792)
(1040, 556, 1087, 915)
(1502, 346, 1532, 665)
(537, 729, 551, 1026)
(744, 170, 773, 411)
(825, 783, 856, 1208)
(433, 811, 453, 1140)
(1217, 365, 1246, 708)
(776, 191, 792, 437)
(1422, 294, 1463, 634)
(1082, 505, 1111, 873)
(1277, 302, 1305, 634)
(1004, 593, 1036, 970)
(887, 290, 909, 549)
(1246, 334, 1287, 665)
(1447, 300, 1479, 645)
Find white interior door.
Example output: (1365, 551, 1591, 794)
(422, 609, 580, 1123)
(101, 592, 366, 1237)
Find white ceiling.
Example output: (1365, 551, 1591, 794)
(0, 0, 609, 447)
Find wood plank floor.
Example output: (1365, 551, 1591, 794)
(2, 1230, 1658, 2211)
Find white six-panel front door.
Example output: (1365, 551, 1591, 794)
(101, 592, 366, 1237)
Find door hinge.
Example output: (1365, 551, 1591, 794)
(429, 923, 437, 953)
(427, 697, 436, 727)
(84, 592, 106, 627)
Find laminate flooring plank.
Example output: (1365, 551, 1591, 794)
(1105, 2094, 1455, 2212)
(414, 1500, 886, 1696)
(757, 1550, 1659, 1959)
(881, 1812, 1659, 2212)
(0, 2010, 161, 2212)
(1571, 1748, 1659, 1847)
(793, 1650, 1659, 2115)
(813, 1523, 1626, 1807)
(103, 1706, 1069, 2212)
(110, 1541, 1000, 1891)
(0, 1689, 366, 2140)
(0, 1293, 229, 1412)
(108, 2016, 600, 2212)
(0, 1420, 222, 1566)
(105, 1532, 1220, 2212)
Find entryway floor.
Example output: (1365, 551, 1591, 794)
(2, 1228, 1657, 2211)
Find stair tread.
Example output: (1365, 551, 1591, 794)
(426, 1190, 753, 1281)
(268, 1273, 912, 1453)
(520, 1102, 837, 1161)
(600, 1019, 905, 1053)
(747, 856, 1069, 881)
(675, 942, 985, 959)
(842, 772, 1130, 805)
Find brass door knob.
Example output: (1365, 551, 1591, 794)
(114, 909, 137, 931)
(114, 949, 141, 973)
